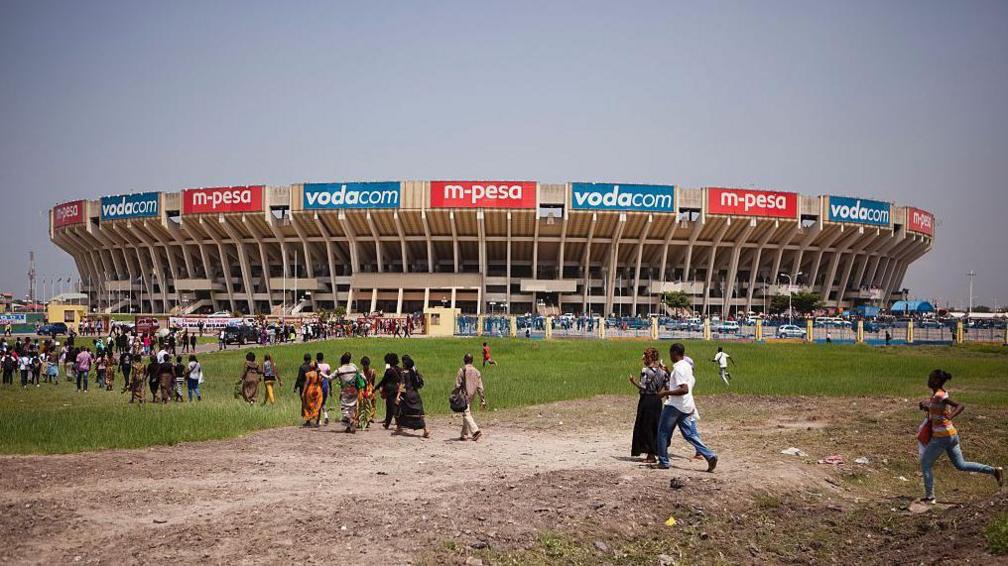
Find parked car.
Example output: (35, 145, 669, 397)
(917, 319, 942, 329)
(776, 324, 807, 339)
(714, 320, 740, 333)
(37, 322, 69, 337)
(223, 324, 258, 345)
(208, 311, 234, 318)
(134, 317, 160, 334)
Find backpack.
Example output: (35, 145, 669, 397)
(449, 370, 469, 413)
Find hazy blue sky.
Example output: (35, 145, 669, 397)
(2, 1, 1006, 309)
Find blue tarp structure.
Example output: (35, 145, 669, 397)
(890, 300, 935, 314)
(852, 305, 881, 318)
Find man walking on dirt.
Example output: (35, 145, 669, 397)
(655, 343, 717, 472)
(712, 346, 734, 385)
(455, 353, 487, 441)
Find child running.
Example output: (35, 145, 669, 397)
(482, 342, 497, 368)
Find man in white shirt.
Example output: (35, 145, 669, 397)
(156, 347, 170, 365)
(655, 343, 718, 472)
(712, 346, 734, 385)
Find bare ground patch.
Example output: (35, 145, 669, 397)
(0, 394, 1005, 565)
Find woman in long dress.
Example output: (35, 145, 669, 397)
(239, 352, 261, 404)
(158, 359, 175, 404)
(395, 355, 430, 438)
(356, 356, 377, 430)
(334, 352, 359, 433)
(628, 347, 667, 463)
(376, 353, 402, 429)
(129, 355, 146, 403)
(301, 361, 323, 427)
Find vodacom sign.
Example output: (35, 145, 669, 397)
(707, 188, 798, 219)
(53, 200, 85, 228)
(430, 181, 536, 209)
(183, 186, 264, 215)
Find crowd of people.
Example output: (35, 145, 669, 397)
(226, 347, 488, 442)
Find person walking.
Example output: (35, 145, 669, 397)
(173, 355, 186, 401)
(218, 329, 226, 351)
(395, 355, 430, 438)
(261, 354, 281, 405)
(157, 357, 174, 404)
(335, 352, 360, 433)
(918, 369, 1003, 503)
(454, 353, 486, 441)
(129, 355, 146, 403)
(376, 353, 402, 429)
(356, 356, 377, 429)
(75, 347, 93, 392)
(300, 361, 323, 427)
(315, 352, 332, 425)
(237, 352, 261, 404)
(147, 355, 160, 402)
(294, 353, 311, 396)
(628, 347, 667, 463)
(712, 346, 734, 385)
(186, 355, 203, 401)
(654, 343, 718, 472)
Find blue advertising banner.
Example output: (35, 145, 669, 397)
(827, 196, 891, 227)
(571, 183, 676, 212)
(100, 192, 160, 221)
(303, 182, 401, 210)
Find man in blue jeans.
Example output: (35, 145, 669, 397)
(655, 343, 717, 472)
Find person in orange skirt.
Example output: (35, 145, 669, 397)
(301, 361, 323, 427)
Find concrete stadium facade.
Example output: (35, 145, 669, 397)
(49, 181, 935, 317)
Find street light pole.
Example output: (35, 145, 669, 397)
(967, 270, 975, 316)
(780, 273, 794, 325)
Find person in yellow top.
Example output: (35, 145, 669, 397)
(918, 369, 1002, 503)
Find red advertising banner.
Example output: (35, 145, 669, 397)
(907, 207, 934, 236)
(183, 186, 264, 215)
(53, 200, 86, 228)
(430, 181, 536, 209)
(706, 188, 798, 218)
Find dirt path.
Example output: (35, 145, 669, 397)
(1, 395, 1004, 565)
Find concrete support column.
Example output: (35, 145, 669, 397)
(345, 288, 354, 314)
(856, 320, 864, 344)
(755, 319, 763, 341)
(477, 315, 484, 336)
(370, 289, 378, 313)
(703, 318, 711, 341)
(450, 288, 456, 309)
(956, 321, 964, 344)
(510, 315, 517, 337)
(545, 316, 553, 340)
(650, 316, 658, 340)
(906, 320, 914, 344)
(806, 319, 814, 342)
(423, 288, 430, 310)
(396, 288, 404, 315)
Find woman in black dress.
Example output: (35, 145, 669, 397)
(395, 355, 430, 438)
(376, 353, 402, 429)
(628, 347, 668, 463)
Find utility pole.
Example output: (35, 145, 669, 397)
(27, 251, 36, 305)
(967, 270, 976, 316)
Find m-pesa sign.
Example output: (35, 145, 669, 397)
(907, 207, 934, 236)
(707, 188, 798, 218)
(53, 200, 85, 228)
(183, 186, 264, 214)
(430, 181, 536, 209)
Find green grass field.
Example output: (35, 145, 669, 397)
(1, 338, 1006, 454)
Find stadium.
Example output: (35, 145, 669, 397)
(49, 181, 935, 317)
